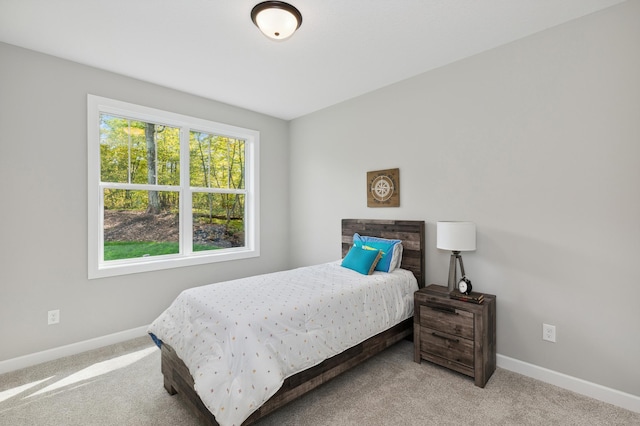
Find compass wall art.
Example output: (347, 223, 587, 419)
(367, 168, 400, 207)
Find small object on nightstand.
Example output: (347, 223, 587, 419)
(457, 276, 472, 294)
(414, 284, 496, 388)
(450, 288, 484, 304)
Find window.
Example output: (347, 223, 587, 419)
(88, 95, 259, 278)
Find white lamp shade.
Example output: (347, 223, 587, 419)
(437, 221, 476, 251)
(253, 5, 301, 40)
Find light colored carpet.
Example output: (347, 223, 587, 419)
(0, 336, 638, 425)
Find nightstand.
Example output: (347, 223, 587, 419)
(413, 284, 496, 388)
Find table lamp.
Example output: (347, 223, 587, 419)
(437, 221, 476, 292)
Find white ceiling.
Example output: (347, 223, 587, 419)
(0, 0, 627, 120)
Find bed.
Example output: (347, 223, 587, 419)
(151, 219, 425, 426)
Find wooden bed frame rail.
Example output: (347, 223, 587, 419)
(162, 319, 412, 425)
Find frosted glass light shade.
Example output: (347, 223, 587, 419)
(251, 1, 302, 40)
(437, 221, 476, 251)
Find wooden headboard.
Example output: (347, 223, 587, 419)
(341, 219, 425, 288)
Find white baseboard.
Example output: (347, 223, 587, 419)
(497, 354, 640, 414)
(0, 325, 149, 375)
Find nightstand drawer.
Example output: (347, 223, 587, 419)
(420, 304, 474, 339)
(420, 327, 474, 368)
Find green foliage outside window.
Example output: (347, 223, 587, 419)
(99, 114, 246, 260)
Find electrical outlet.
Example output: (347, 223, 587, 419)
(542, 323, 556, 342)
(48, 309, 60, 325)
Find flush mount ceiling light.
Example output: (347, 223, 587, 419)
(251, 1, 302, 41)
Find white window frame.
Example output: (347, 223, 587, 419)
(87, 95, 260, 279)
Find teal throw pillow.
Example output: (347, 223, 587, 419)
(341, 245, 382, 275)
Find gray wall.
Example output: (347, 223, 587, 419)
(289, 1, 639, 396)
(0, 42, 290, 360)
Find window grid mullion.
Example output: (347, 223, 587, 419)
(181, 127, 193, 255)
(99, 182, 179, 192)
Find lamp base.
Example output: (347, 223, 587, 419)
(447, 251, 459, 292)
(447, 251, 469, 292)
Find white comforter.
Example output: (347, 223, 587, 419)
(148, 261, 418, 426)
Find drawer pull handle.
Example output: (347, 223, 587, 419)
(431, 332, 459, 343)
(428, 305, 458, 315)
